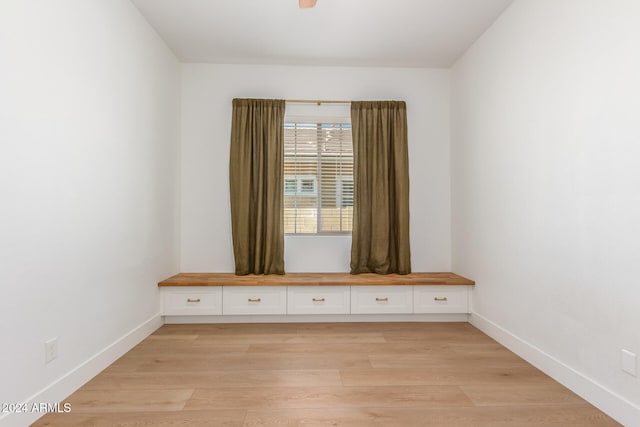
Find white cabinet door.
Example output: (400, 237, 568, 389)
(223, 286, 287, 315)
(287, 286, 350, 314)
(351, 286, 413, 314)
(162, 286, 223, 316)
(413, 286, 469, 313)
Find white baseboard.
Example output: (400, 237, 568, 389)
(469, 311, 640, 427)
(1, 313, 163, 427)
(163, 313, 470, 324)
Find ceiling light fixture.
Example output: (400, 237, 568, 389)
(299, 0, 317, 8)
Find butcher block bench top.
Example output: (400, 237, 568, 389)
(158, 272, 475, 287)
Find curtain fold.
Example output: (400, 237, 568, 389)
(350, 101, 411, 274)
(229, 98, 285, 275)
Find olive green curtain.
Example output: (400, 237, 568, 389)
(350, 101, 411, 274)
(229, 98, 285, 275)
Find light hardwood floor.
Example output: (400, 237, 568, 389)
(33, 322, 620, 426)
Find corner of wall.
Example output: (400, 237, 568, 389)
(0, 314, 163, 427)
(469, 312, 640, 427)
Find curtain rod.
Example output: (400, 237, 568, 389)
(286, 99, 351, 105)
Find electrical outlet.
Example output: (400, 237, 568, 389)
(621, 349, 637, 377)
(45, 338, 58, 363)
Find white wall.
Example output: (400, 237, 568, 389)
(0, 1, 180, 425)
(451, 0, 640, 424)
(181, 64, 451, 272)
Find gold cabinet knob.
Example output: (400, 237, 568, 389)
(248, 298, 261, 303)
(186, 298, 201, 303)
(375, 297, 389, 302)
(434, 297, 448, 302)
(312, 298, 325, 302)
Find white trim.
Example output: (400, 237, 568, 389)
(469, 311, 640, 427)
(163, 313, 469, 324)
(1, 314, 163, 427)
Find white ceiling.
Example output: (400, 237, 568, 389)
(131, 0, 514, 68)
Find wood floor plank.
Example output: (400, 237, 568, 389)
(31, 409, 246, 427)
(241, 406, 619, 427)
(135, 334, 199, 347)
(62, 389, 194, 412)
(381, 329, 497, 343)
(340, 366, 555, 387)
(144, 334, 201, 340)
(368, 351, 529, 369)
(82, 370, 343, 390)
(124, 344, 250, 357)
(184, 385, 474, 410)
(460, 384, 589, 406)
(246, 342, 451, 355)
(154, 322, 391, 335)
(192, 332, 387, 345)
(135, 354, 372, 372)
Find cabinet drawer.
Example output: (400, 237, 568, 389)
(162, 286, 222, 315)
(351, 286, 413, 314)
(287, 286, 350, 314)
(223, 286, 287, 315)
(413, 286, 469, 313)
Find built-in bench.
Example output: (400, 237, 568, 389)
(158, 272, 474, 323)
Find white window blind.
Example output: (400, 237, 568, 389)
(284, 121, 353, 234)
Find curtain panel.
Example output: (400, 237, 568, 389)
(229, 98, 285, 275)
(350, 101, 411, 275)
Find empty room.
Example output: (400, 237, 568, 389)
(1, 0, 638, 426)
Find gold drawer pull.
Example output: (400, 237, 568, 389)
(186, 298, 201, 303)
(375, 297, 389, 302)
(248, 298, 261, 303)
(434, 297, 448, 302)
(312, 298, 325, 302)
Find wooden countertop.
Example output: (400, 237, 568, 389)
(158, 272, 474, 287)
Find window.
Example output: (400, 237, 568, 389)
(284, 176, 317, 196)
(284, 121, 353, 234)
(284, 178, 298, 194)
(300, 178, 316, 194)
(337, 176, 353, 208)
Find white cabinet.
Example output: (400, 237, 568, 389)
(162, 286, 222, 315)
(413, 286, 468, 314)
(161, 285, 470, 318)
(222, 286, 287, 315)
(350, 286, 413, 314)
(287, 286, 350, 314)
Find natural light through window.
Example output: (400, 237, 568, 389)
(284, 121, 353, 234)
